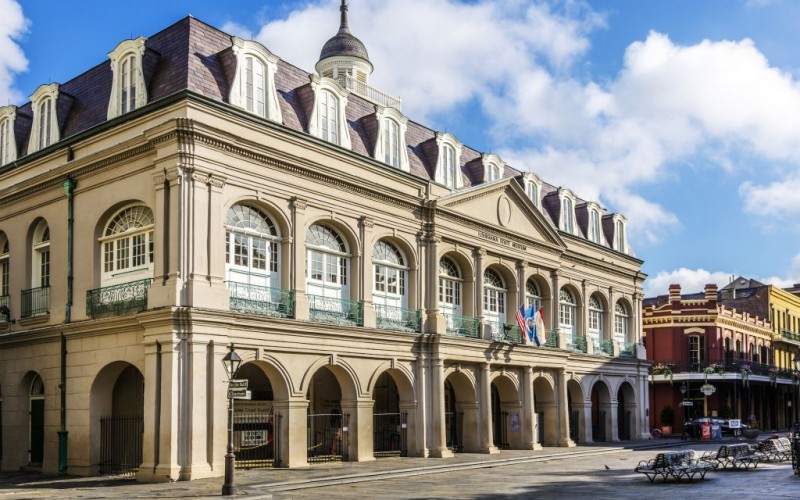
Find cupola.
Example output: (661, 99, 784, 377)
(316, 1, 374, 85)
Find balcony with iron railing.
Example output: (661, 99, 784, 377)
(0, 294, 9, 322)
(334, 74, 402, 109)
(487, 320, 523, 344)
(308, 295, 363, 327)
(619, 341, 638, 357)
(650, 358, 798, 381)
(227, 282, 294, 319)
(374, 304, 421, 333)
(86, 278, 153, 319)
(593, 338, 614, 356)
(444, 313, 481, 339)
(780, 329, 800, 345)
(21, 286, 49, 318)
(567, 333, 587, 353)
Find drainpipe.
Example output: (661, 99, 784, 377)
(59, 176, 76, 475)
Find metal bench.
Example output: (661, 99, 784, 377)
(634, 450, 716, 483)
(702, 443, 762, 470)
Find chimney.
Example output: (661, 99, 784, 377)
(669, 284, 681, 307)
(705, 283, 718, 307)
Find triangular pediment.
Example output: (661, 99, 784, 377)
(437, 179, 564, 249)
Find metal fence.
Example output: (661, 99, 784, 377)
(308, 296, 364, 326)
(86, 279, 152, 319)
(227, 282, 294, 319)
(308, 412, 349, 463)
(444, 313, 481, 339)
(99, 414, 143, 476)
(445, 411, 464, 452)
(21, 286, 49, 318)
(373, 412, 407, 457)
(375, 305, 422, 333)
(234, 407, 280, 469)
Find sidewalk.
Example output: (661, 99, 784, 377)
(0, 435, 763, 499)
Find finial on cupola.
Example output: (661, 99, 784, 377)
(339, 0, 350, 33)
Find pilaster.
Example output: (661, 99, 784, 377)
(428, 358, 453, 458)
(291, 198, 309, 320)
(478, 363, 498, 454)
(341, 399, 376, 462)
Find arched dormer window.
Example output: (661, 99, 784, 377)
(384, 118, 399, 167)
(613, 216, 628, 254)
(225, 204, 279, 288)
(522, 173, 542, 210)
(488, 164, 499, 182)
(100, 205, 154, 286)
(0, 106, 17, 166)
(372, 240, 408, 308)
(482, 154, 505, 183)
(559, 190, 576, 234)
(558, 288, 576, 337)
(29, 84, 60, 154)
(107, 38, 148, 120)
(588, 295, 604, 346)
(230, 38, 282, 123)
(589, 208, 602, 244)
(435, 132, 463, 189)
(309, 76, 351, 148)
(372, 106, 410, 171)
(614, 301, 629, 345)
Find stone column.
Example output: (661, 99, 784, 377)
(148, 169, 184, 309)
(426, 236, 446, 334)
(557, 368, 575, 447)
(428, 358, 453, 458)
(291, 198, 309, 320)
(474, 249, 487, 339)
(541, 401, 559, 446)
(479, 363, 499, 454)
(272, 398, 310, 467)
(521, 366, 540, 450)
(360, 217, 376, 328)
(607, 399, 619, 442)
(579, 401, 592, 443)
(341, 399, 376, 462)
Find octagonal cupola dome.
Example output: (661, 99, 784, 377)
(316, 0, 374, 84)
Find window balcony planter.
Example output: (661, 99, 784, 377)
(86, 278, 152, 319)
(308, 295, 363, 327)
(375, 304, 421, 333)
(487, 320, 523, 344)
(227, 282, 295, 318)
(21, 286, 50, 318)
(444, 313, 481, 339)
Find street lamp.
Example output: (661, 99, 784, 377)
(680, 382, 688, 440)
(222, 345, 242, 496)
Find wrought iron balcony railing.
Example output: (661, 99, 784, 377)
(0, 294, 9, 322)
(781, 329, 800, 344)
(543, 329, 559, 348)
(487, 320, 523, 344)
(374, 304, 421, 333)
(227, 282, 294, 318)
(444, 313, 481, 339)
(593, 339, 614, 356)
(308, 295, 363, 327)
(567, 333, 587, 353)
(86, 279, 153, 319)
(21, 286, 49, 318)
(651, 358, 796, 379)
(619, 341, 638, 357)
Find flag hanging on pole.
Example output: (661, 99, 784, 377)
(524, 305, 538, 346)
(516, 305, 528, 344)
(534, 308, 547, 346)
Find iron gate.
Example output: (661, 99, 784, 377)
(99, 415, 143, 476)
(234, 407, 280, 469)
(445, 411, 463, 452)
(308, 412, 349, 463)
(373, 412, 407, 457)
(493, 410, 510, 449)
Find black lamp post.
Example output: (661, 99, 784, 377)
(221, 345, 242, 496)
(680, 382, 688, 440)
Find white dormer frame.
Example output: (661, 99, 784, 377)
(481, 153, 506, 183)
(28, 83, 60, 154)
(0, 106, 17, 166)
(229, 38, 283, 124)
(586, 201, 604, 245)
(308, 75, 351, 149)
(374, 105, 409, 172)
(522, 172, 542, 210)
(107, 37, 148, 120)
(558, 188, 577, 235)
(612, 214, 629, 254)
(434, 132, 463, 189)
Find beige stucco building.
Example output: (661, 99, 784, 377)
(0, 5, 649, 482)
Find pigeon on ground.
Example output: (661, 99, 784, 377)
(604, 465, 610, 470)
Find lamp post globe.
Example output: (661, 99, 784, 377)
(680, 382, 687, 440)
(222, 345, 241, 496)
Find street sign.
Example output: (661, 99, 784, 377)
(679, 401, 694, 407)
(228, 388, 249, 399)
(228, 379, 248, 390)
(729, 418, 741, 429)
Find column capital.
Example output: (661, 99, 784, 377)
(292, 196, 308, 212)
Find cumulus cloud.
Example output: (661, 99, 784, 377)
(644, 268, 734, 297)
(740, 175, 800, 218)
(0, 0, 28, 105)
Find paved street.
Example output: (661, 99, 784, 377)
(1, 439, 799, 499)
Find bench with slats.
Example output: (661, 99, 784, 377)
(701, 443, 762, 470)
(634, 450, 716, 483)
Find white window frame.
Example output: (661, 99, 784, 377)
(438, 256, 462, 316)
(482, 153, 505, 183)
(31, 220, 50, 289)
(559, 190, 576, 234)
(28, 84, 60, 154)
(0, 106, 17, 166)
(309, 76, 351, 148)
(588, 295, 604, 345)
(525, 279, 541, 311)
(229, 38, 283, 123)
(99, 205, 155, 286)
(225, 204, 280, 289)
(614, 301, 629, 345)
(521, 173, 542, 210)
(483, 269, 506, 325)
(373, 106, 410, 172)
(613, 216, 628, 254)
(586, 202, 604, 244)
(372, 240, 408, 308)
(434, 132, 463, 189)
(1, 232, 9, 298)
(107, 38, 148, 120)
(305, 224, 350, 300)
(559, 287, 576, 338)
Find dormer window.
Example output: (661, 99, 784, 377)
(488, 164, 499, 181)
(559, 192, 575, 234)
(28, 83, 60, 154)
(614, 218, 628, 253)
(309, 76, 351, 148)
(107, 37, 148, 120)
(373, 106, 410, 171)
(588, 206, 602, 244)
(319, 90, 338, 143)
(230, 38, 282, 123)
(481, 154, 505, 183)
(522, 173, 542, 209)
(434, 132, 463, 189)
(384, 118, 399, 167)
(0, 106, 17, 166)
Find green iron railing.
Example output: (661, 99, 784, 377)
(444, 313, 481, 339)
(782, 329, 800, 343)
(21, 286, 50, 318)
(597, 339, 614, 356)
(308, 295, 363, 326)
(0, 295, 9, 322)
(86, 279, 152, 319)
(488, 320, 523, 344)
(227, 282, 295, 318)
(567, 333, 587, 353)
(619, 341, 637, 357)
(543, 329, 559, 348)
(375, 304, 421, 333)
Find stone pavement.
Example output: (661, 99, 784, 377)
(1, 435, 798, 499)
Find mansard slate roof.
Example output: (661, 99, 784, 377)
(5, 16, 619, 243)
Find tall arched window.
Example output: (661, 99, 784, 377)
(32, 220, 50, 288)
(306, 224, 348, 299)
(38, 99, 53, 150)
(588, 295, 604, 345)
(243, 56, 267, 117)
(372, 240, 407, 308)
(589, 209, 601, 243)
(225, 205, 279, 287)
(101, 205, 154, 285)
(525, 279, 541, 311)
(0, 232, 9, 300)
(488, 164, 500, 182)
(439, 257, 462, 317)
(442, 144, 457, 188)
(319, 90, 339, 144)
(560, 197, 574, 233)
(483, 269, 506, 327)
(526, 181, 538, 206)
(120, 54, 138, 114)
(383, 118, 400, 168)
(559, 288, 576, 337)
(614, 219, 627, 253)
(0, 116, 13, 165)
(614, 301, 629, 345)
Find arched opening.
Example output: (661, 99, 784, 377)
(372, 370, 415, 458)
(28, 373, 45, 466)
(617, 382, 636, 440)
(566, 379, 584, 443)
(490, 376, 522, 449)
(373, 240, 417, 331)
(533, 376, 557, 446)
(590, 381, 612, 442)
(90, 362, 144, 475)
(234, 362, 277, 469)
(306, 366, 347, 462)
(443, 370, 478, 452)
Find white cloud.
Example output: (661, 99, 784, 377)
(0, 0, 28, 105)
(739, 175, 800, 218)
(644, 268, 734, 297)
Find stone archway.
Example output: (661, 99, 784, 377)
(566, 379, 585, 443)
(533, 375, 557, 446)
(233, 362, 278, 469)
(617, 381, 636, 440)
(590, 380, 612, 442)
(443, 370, 479, 453)
(491, 375, 522, 449)
(305, 364, 360, 463)
(371, 368, 416, 458)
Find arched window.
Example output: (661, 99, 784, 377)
(439, 257, 462, 316)
(488, 163, 500, 182)
(0, 232, 9, 300)
(383, 118, 400, 168)
(614, 301, 629, 345)
(588, 295, 604, 344)
(750, 342, 757, 363)
(0, 116, 13, 165)
(483, 268, 506, 329)
(614, 219, 627, 253)
(319, 90, 339, 144)
(243, 56, 267, 117)
(306, 224, 348, 299)
(120, 54, 138, 114)
(372, 240, 407, 307)
(101, 205, 154, 285)
(525, 279, 541, 311)
(225, 205, 279, 287)
(526, 181, 538, 206)
(38, 99, 53, 150)
(559, 288, 576, 337)
(560, 197, 574, 233)
(589, 209, 601, 244)
(442, 144, 457, 188)
(32, 220, 50, 288)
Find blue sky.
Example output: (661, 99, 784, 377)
(3, 0, 800, 296)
